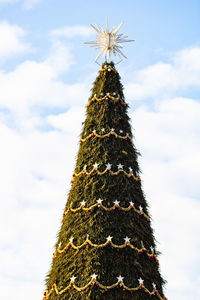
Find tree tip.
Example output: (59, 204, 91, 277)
(102, 61, 115, 68)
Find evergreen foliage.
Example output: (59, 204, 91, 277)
(44, 62, 166, 300)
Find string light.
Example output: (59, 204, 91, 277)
(80, 129, 134, 146)
(43, 276, 167, 300)
(88, 93, 127, 107)
(72, 165, 141, 182)
(53, 235, 159, 264)
(63, 200, 150, 221)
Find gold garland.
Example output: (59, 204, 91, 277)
(80, 130, 134, 146)
(43, 278, 167, 300)
(88, 94, 127, 107)
(53, 235, 158, 264)
(72, 166, 141, 182)
(64, 202, 150, 221)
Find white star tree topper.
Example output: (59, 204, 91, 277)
(85, 19, 134, 63)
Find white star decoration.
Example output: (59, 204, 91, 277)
(111, 128, 115, 132)
(85, 19, 134, 62)
(139, 205, 143, 211)
(93, 162, 99, 169)
(106, 235, 113, 242)
(117, 163, 123, 169)
(129, 167, 133, 173)
(80, 200, 86, 206)
(124, 237, 130, 243)
(70, 275, 76, 282)
(91, 274, 97, 280)
(69, 236, 74, 243)
(114, 200, 120, 206)
(138, 278, 144, 285)
(106, 163, 112, 169)
(97, 198, 103, 204)
(152, 282, 156, 289)
(120, 130, 123, 133)
(101, 128, 105, 132)
(117, 275, 124, 282)
(150, 246, 154, 253)
(129, 201, 134, 207)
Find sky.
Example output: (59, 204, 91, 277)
(0, 0, 200, 299)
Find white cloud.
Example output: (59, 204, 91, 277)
(47, 106, 85, 135)
(0, 21, 31, 61)
(131, 95, 200, 299)
(0, 0, 43, 9)
(125, 47, 200, 101)
(50, 25, 93, 38)
(0, 42, 89, 114)
(0, 121, 80, 299)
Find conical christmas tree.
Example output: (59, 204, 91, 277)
(43, 61, 167, 300)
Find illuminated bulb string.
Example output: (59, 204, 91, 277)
(88, 93, 127, 107)
(64, 201, 150, 221)
(43, 277, 167, 300)
(72, 165, 141, 181)
(53, 235, 159, 265)
(80, 130, 134, 146)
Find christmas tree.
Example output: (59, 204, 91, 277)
(44, 22, 167, 300)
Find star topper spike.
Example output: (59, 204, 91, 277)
(85, 19, 134, 63)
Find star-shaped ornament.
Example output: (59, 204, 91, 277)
(97, 198, 103, 204)
(120, 130, 123, 133)
(138, 278, 144, 285)
(129, 201, 134, 207)
(113, 92, 116, 95)
(84, 19, 134, 62)
(106, 235, 113, 242)
(139, 205, 143, 211)
(106, 163, 112, 169)
(124, 236, 130, 243)
(117, 275, 124, 282)
(93, 129, 96, 133)
(150, 246, 154, 253)
(69, 236, 74, 243)
(101, 128, 105, 132)
(83, 165, 87, 170)
(70, 275, 76, 282)
(93, 162, 99, 169)
(81, 200, 86, 206)
(91, 274, 97, 280)
(152, 282, 156, 289)
(114, 200, 120, 206)
(129, 167, 133, 173)
(117, 163, 123, 169)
